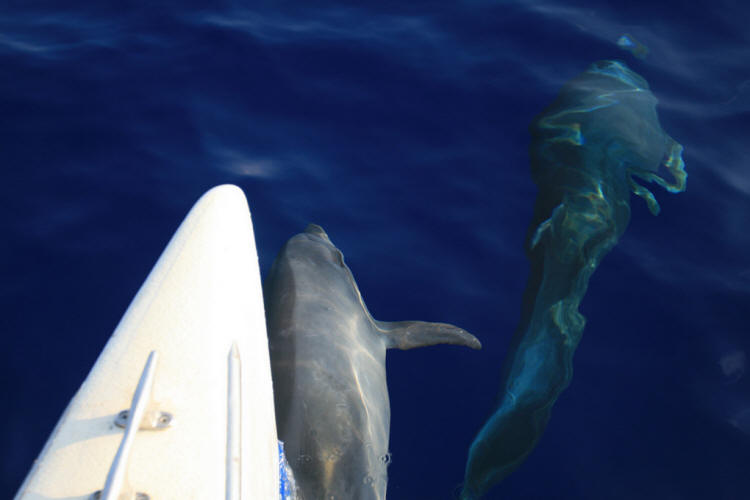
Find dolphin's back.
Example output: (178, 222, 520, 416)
(265, 225, 480, 500)
(265, 230, 390, 499)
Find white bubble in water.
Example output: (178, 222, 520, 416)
(326, 447, 343, 461)
(616, 33, 649, 59)
(719, 350, 746, 382)
(729, 407, 750, 435)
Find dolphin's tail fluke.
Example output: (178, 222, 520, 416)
(376, 320, 482, 350)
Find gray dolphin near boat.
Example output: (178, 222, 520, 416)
(264, 224, 481, 500)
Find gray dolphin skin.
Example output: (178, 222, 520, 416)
(264, 224, 481, 500)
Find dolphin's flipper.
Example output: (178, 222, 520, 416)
(377, 320, 482, 350)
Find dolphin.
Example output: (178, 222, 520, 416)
(460, 60, 686, 499)
(264, 224, 481, 500)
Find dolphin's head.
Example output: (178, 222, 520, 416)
(304, 223, 331, 242)
(289, 223, 347, 269)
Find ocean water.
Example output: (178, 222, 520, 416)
(2, 1, 749, 499)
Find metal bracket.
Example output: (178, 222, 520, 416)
(91, 491, 150, 500)
(94, 351, 162, 500)
(115, 409, 173, 430)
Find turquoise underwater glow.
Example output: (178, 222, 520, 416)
(616, 34, 650, 60)
(460, 60, 687, 500)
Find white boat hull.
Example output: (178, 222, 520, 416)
(16, 185, 280, 500)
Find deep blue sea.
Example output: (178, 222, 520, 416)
(3, 1, 749, 498)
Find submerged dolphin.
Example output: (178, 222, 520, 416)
(265, 224, 481, 500)
(460, 60, 686, 499)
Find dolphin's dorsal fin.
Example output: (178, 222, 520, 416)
(376, 320, 482, 351)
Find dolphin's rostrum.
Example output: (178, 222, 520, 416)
(265, 224, 481, 500)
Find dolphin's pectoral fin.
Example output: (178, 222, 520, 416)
(377, 320, 482, 350)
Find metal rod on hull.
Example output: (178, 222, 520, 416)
(227, 342, 242, 500)
(100, 351, 159, 500)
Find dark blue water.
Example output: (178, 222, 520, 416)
(2, 1, 749, 498)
